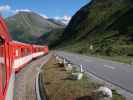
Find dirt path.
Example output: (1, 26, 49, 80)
(14, 54, 51, 100)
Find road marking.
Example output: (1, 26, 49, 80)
(104, 65, 115, 70)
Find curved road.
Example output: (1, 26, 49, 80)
(14, 54, 51, 100)
(55, 51, 133, 98)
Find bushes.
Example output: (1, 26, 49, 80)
(97, 45, 133, 56)
(114, 45, 133, 56)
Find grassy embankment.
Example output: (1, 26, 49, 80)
(41, 56, 125, 100)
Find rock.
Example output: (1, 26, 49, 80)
(65, 63, 73, 71)
(55, 56, 59, 61)
(95, 86, 112, 100)
(71, 73, 83, 80)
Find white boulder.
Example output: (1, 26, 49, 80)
(71, 73, 83, 80)
(65, 63, 73, 71)
(96, 86, 112, 100)
(55, 56, 59, 61)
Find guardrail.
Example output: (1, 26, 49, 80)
(36, 71, 42, 100)
(36, 71, 47, 100)
(35, 53, 52, 100)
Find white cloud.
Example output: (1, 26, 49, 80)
(0, 5, 31, 16)
(14, 9, 31, 13)
(54, 16, 71, 21)
(40, 14, 48, 19)
(54, 16, 71, 25)
(0, 5, 11, 13)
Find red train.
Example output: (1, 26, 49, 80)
(0, 16, 49, 100)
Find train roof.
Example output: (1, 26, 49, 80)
(11, 40, 32, 46)
(12, 41, 48, 48)
(0, 16, 11, 42)
(32, 44, 48, 48)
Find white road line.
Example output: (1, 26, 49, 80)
(104, 65, 115, 70)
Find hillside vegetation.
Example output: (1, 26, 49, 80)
(5, 11, 64, 43)
(38, 28, 64, 48)
(56, 0, 133, 57)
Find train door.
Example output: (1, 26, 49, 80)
(0, 37, 6, 99)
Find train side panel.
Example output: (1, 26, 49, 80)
(44, 46, 49, 54)
(32, 45, 45, 58)
(0, 40, 6, 100)
(11, 41, 33, 72)
(0, 16, 14, 100)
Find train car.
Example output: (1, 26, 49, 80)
(0, 16, 14, 100)
(44, 45, 49, 54)
(10, 41, 33, 72)
(32, 44, 47, 58)
(0, 16, 49, 100)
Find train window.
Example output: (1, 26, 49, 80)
(0, 37, 4, 45)
(21, 48, 24, 57)
(35, 48, 37, 52)
(21, 48, 28, 57)
(25, 48, 29, 55)
(16, 49, 19, 57)
(0, 37, 6, 91)
(24, 49, 26, 56)
(23, 48, 28, 56)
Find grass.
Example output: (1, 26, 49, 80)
(60, 44, 133, 64)
(41, 56, 125, 100)
(94, 55, 133, 64)
(59, 42, 133, 64)
(112, 90, 126, 100)
(42, 57, 97, 100)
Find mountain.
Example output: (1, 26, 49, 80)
(57, 0, 133, 56)
(38, 28, 65, 48)
(5, 11, 64, 43)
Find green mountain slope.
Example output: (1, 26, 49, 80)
(58, 0, 133, 56)
(38, 28, 64, 48)
(5, 11, 63, 43)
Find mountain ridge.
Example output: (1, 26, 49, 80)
(56, 0, 133, 56)
(5, 11, 64, 43)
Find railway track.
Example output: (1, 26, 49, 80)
(13, 54, 51, 100)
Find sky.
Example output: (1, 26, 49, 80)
(0, 0, 91, 21)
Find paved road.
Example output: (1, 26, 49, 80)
(14, 54, 51, 100)
(55, 51, 133, 95)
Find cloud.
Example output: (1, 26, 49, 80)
(14, 9, 31, 13)
(0, 5, 31, 16)
(40, 14, 48, 19)
(0, 5, 31, 15)
(54, 16, 72, 25)
(0, 5, 11, 13)
(54, 16, 71, 21)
